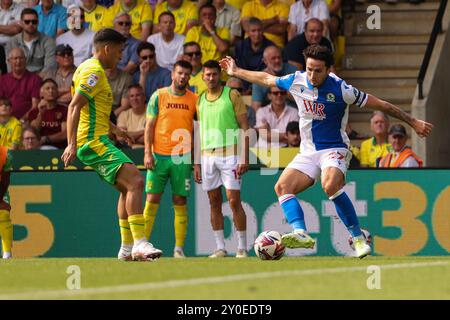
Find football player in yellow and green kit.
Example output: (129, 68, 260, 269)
(143, 60, 198, 258)
(0, 145, 13, 259)
(61, 28, 162, 261)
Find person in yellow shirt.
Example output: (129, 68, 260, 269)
(153, 0, 198, 35)
(182, 41, 208, 95)
(0, 98, 22, 150)
(241, 0, 289, 48)
(81, 0, 108, 32)
(62, 28, 162, 262)
(359, 111, 393, 167)
(103, 0, 153, 41)
(185, 4, 230, 64)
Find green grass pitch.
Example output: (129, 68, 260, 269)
(0, 256, 449, 300)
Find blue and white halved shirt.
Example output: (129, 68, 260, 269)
(276, 71, 368, 154)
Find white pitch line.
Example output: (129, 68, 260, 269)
(0, 260, 448, 299)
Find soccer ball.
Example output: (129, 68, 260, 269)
(348, 228, 372, 250)
(254, 230, 285, 260)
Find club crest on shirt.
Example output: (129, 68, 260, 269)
(87, 74, 99, 87)
(326, 93, 335, 102)
(56, 112, 62, 120)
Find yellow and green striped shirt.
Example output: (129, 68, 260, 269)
(72, 58, 113, 147)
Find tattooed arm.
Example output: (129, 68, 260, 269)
(364, 94, 433, 138)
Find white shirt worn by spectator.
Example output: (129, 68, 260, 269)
(288, 0, 330, 36)
(0, 2, 24, 46)
(147, 32, 185, 71)
(215, 3, 241, 38)
(56, 28, 95, 66)
(256, 104, 299, 148)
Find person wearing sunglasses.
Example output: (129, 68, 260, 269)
(0, 0, 24, 49)
(104, 0, 153, 42)
(56, 5, 94, 67)
(81, 0, 107, 32)
(5, 8, 56, 76)
(255, 87, 298, 148)
(182, 41, 206, 95)
(33, 0, 67, 38)
(114, 12, 140, 74)
(41, 44, 77, 107)
(133, 41, 171, 102)
(147, 11, 185, 71)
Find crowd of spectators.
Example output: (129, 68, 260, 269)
(0, 0, 422, 167)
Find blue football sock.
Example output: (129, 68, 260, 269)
(331, 190, 362, 238)
(279, 194, 306, 232)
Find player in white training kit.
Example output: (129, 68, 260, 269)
(220, 45, 433, 258)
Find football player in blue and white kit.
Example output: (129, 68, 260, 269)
(219, 45, 433, 258)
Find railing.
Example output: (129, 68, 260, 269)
(417, 0, 448, 99)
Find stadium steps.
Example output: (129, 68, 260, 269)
(341, 0, 438, 140)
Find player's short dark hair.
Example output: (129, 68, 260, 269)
(286, 121, 299, 134)
(158, 11, 175, 23)
(93, 28, 126, 46)
(199, 3, 216, 15)
(173, 60, 193, 72)
(203, 60, 221, 72)
(41, 78, 58, 88)
(137, 41, 155, 56)
(21, 8, 38, 20)
(303, 44, 334, 68)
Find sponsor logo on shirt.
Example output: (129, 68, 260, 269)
(80, 84, 92, 93)
(302, 100, 326, 120)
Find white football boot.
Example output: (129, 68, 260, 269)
(353, 237, 371, 259)
(117, 245, 133, 261)
(132, 241, 163, 261)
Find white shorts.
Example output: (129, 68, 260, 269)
(286, 148, 352, 181)
(201, 155, 242, 191)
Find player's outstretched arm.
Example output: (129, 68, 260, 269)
(364, 94, 433, 138)
(219, 56, 278, 88)
(61, 92, 87, 167)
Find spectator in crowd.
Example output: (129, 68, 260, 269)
(153, 0, 198, 36)
(21, 125, 43, 149)
(285, 120, 300, 148)
(256, 86, 298, 148)
(284, 18, 333, 71)
(185, 4, 230, 64)
(241, 0, 289, 48)
(147, 11, 185, 71)
(105, 63, 132, 123)
(0, 97, 21, 149)
(28, 78, 67, 149)
(104, 0, 153, 41)
(6, 8, 56, 75)
(81, 0, 107, 32)
(34, 0, 67, 38)
(359, 111, 393, 167)
(96, 0, 114, 8)
(213, 0, 241, 46)
(0, 47, 41, 120)
(326, 0, 342, 40)
(226, 76, 256, 129)
(56, 6, 94, 66)
(182, 41, 206, 95)
(288, 0, 330, 41)
(378, 124, 423, 168)
(251, 45, 297, 111)
(0, 0, 24, 48)
(235, 17, 275, 92)
(116, 84, 146, 149)
(42, 44, 76, 107)
(114, 12, 140, 74)
(134, 42, 172, 102)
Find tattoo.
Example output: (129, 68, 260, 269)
(384, 102, 414, 127)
